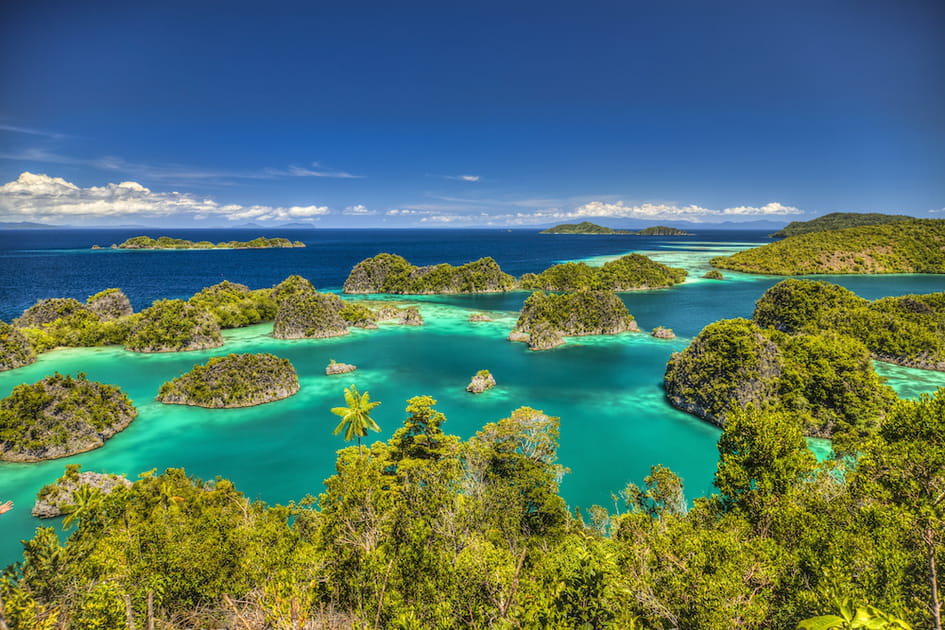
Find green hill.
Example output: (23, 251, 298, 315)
(539, 222, 692, 235)
(711, 219, 945, 275)
(770, 212, 912, 238)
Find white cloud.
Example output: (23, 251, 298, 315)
(930, 208, 944, 214)
(443, 174, 481, 182)
(386, 208, 433, 216)
(0, 124, 66, 139)
(343, 204, 377, 216)
(568, 200, 802, 222)
(0, 172, 329, 224)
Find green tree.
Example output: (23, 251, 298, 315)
(331, 385, 382, 454)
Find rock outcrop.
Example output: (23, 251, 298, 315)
(125, 299, 223, 352)
(0, 321, 35, 371)
(467, 370, 497, 393)
(14, 298, 91, 328)
(326, 361, 357, 375)
(651, 327, 676, 339)
(0, 373, 137, 462)
(33, 466, 132, 518)
(398, 307, 424, 326)
(343, 254, 515, 294)
(158, 353, 299, 408)
(273, 292, 349, 339)
(515, 290, 637, 351)
(702, 270, 724, 280)
(87, 289, 134, 320)
(468, 313, 493, 322)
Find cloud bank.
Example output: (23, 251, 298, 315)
(568, 200, 802, 222)
(0, 172, 328, 224)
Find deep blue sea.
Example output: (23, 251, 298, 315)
(1, 228, 943, 567)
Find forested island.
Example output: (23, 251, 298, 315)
(106, 236, 305, 250)
(0, 373, 137, 461)
(769, 211, 913, 238)
(519, 254, 687, 291)
(158, 353, 299, 407)
(343, 254, 516, 294)
(540, 221, 694, 235)
(711, 219, 945, 274)
(511, 290, 638, 350)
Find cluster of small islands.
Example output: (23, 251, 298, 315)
(1, 212, 944, 629)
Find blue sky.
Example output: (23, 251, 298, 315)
(0, 0, 943, 227)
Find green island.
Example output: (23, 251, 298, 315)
(4, 390, 943, 629)
(540, 221, 694, 235)
(664, 318, 895, 443)
(158, 353, 300, 408)
(754, 279, 945, 370)
(13, 293, 136, 353)
(512, 290, 638, 350)
(126, 299, 224, 352)
(711, 218, 945, 274)
(109, 235, 306, 250)
(0, 320, 35, 371)
(520, 253, 687, 291)
(32, 464, 132, 518)
(770, 211, 914, 238)
(0, 373, 137, 462)
(273, 291, 350, 339)
(343, 253, 516, 294)
(188, 280, 277, 329)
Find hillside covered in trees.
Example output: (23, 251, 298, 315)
(770, 212, 913, 238)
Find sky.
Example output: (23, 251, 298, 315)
(0, 0, 943, 228)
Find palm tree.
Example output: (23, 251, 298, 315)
(331, 385, 382, 454)
(62, 485, 102, 529)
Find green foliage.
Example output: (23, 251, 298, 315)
(339, 302, 378, 326)
(125, 299, 223, 352)
(188, 280, 276, 328)
(797, 599, 914, 629)
(271, 274, 317, 303)
(520, 253, 687, 291)
(712, 219, 945, 274)
(117, 235, 303, 249)
(664, 318, 896, 440)
(0, 372, 137, 461)
(158, 353, 299, 407)
(771, 212, 913, 239)
(343, 253, 516, 294)
(272, 291, 349, 339)
(516, 290, 635, 338)
(331, 385, 382, 452)
(0, 319, 35, 371)
(754, 279, 945, 369)
(702, 269, 724, 280)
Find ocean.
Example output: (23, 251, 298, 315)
(1, 227, 943, 566)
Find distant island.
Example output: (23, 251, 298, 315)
(711, 219, 945, 275)
(769, 212, 913, 238)
(540, 222, 693, 236)
(103, 236, 305, 250)
(158, 353, 300, 408)
(520, 254, 687, 291)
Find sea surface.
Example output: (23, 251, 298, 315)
(1, 227, 944, 566)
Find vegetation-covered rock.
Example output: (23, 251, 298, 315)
(520, 254, 686, 291)
(397, 306, 423, 326)
(326, 360, 357, 375)
(770, 212, 913, 238)
(273, 292, 349, 339)
(466, 369, 496, 393)
(33, 464, 132, 518)
(125, 299, 223, 352)
(664, 318, 896, 439)
(338, 302, 378, 328)
(0, 320, 35, 371)
(271, 274, 317, 304)
(468, 313, 493, 322)
(711, 219, 945, 274)
(86, 288, 133, 320)
(188, 281, 276, 328)
(516, 290, 637, 348)
(754, 279, 945, 370)
(343, 254, 516, 294)
(13, 297, 130, 352)
(527, 321, 565, 350)
(702, 269, 724, 280)
(158, 353, 299, 408)
(116, 235, 305, 249)
(652, 326, 675, 339)
(14, 297, 91, 328)
(0, 373, 137, 461)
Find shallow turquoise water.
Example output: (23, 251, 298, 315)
(1, 242, 943, 567)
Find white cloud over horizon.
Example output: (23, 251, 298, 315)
(0, 172, 329, 224)
(343, 204, 377, 216)
(567, 200, 803, 222)
(443, 174, 481, 182)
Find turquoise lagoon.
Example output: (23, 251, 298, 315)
(1, 234, 944, 567)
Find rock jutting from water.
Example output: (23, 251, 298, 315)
(273, 292, 349, 339)
(86, 288, 134, 320)
(33, 465, 132, 518)
(514, 290, 638, 350)
(343, 253, 516, 294)
(125, 299, 224, 352)
(326, 360, 357, 375)
(651, 327, 676, 339)
(466, 369, 496, 393)
(158, 353, 300, 408)
(468, 313, 493, 322)
(0, 373, 137, 462)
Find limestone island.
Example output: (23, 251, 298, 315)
(126, 299, 224, 352)
(702, 269, 724, 280)
(190, 280, 277, 328)
(754, 279, 945, 371)
(663, 318, 895, 439)
(770, 211, 914, 239)
(519, 253, 687, 291)
(0, 373, 137, 462)
(326, 360, 357, 375)
(467, 369, 496, 393)
(468, 313, 493, 322)
(158, 353, 299, 408)
(651, 327, 675, 339)
(0, 320, 35, 371)
(710, 219, 945, 275)
(11, 291, 137, 354)
(540, 221, 693, 236)
(511, 290, 639, 350)
(343, 254, 515, 294)
(274, 290, 349, 339)
(110, 236, 305, 250)
(33, 464, 132, 518)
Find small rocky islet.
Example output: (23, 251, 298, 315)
(32, 464, 132, 518)
(158, 353, 300, 408)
